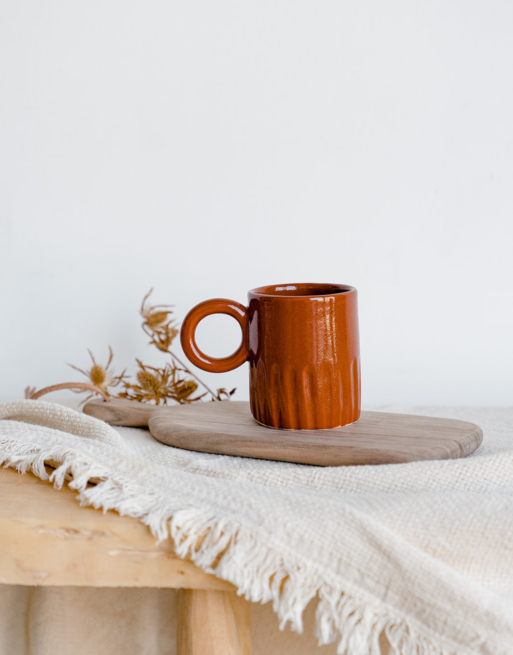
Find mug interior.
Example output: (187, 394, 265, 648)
(250, 283, 354, 297)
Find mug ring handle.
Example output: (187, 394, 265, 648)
(180, 299, 249, 373)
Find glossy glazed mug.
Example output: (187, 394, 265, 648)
(180, 283, 361, 430)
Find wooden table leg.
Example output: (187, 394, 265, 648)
(177, 589, 252, 655)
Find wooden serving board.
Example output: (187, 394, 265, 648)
(83, 399, 483, 467)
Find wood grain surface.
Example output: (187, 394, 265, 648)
(84, 399, 483, 466)
(177, 589, 252, 655)
(0, 467, 233, 590)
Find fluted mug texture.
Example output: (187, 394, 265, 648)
(180, 283, 361, 430)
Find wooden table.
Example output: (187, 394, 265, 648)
(0, 467, 252, 655)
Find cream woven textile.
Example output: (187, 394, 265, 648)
(1, 400, 513, 655)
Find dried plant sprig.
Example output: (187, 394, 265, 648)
(168, 350, 219, 400)
(212, 387, 237, 401)
(25, 290, 236, 406)
(24, 386, 36, 399)
(140, 289, 231, 402)
(26, 383, 109, 402)
(141, 289, 179, 353)
(118, 360, 206, 405)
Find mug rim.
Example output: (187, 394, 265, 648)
(248, 283, 356, 298)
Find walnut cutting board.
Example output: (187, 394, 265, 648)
(83, 399, 483, 467)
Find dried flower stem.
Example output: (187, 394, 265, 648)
(168, 351, 218, 400)
(28, 383, 110, 402)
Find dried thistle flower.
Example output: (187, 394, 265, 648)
(68, 347, 127, 403)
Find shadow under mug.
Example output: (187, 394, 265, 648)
(180, 283, 361, 430)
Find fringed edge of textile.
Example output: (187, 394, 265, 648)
(0, 435, 466, 655)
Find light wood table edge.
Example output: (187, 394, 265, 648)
(0, 467, 252, 654)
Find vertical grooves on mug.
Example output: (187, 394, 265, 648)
(319, 362, 333, 430)
(352, 358, 360, 421)
(268, 363, 281, 429)
(256, 360, 267, 426)
(301, 367, 315, 430)
(357, 358, 361, 415)
(335, 368, 344, 426)
(344, 360, 352, 425)
(283, 366, 298, 430)
(330, 364, 337, 427)
(350, 358, 356, 422)
(251, 358, 360, 429)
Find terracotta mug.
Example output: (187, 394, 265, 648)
(180, 283, 361, 430)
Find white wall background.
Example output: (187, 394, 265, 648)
(1, 0, 512, 406)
